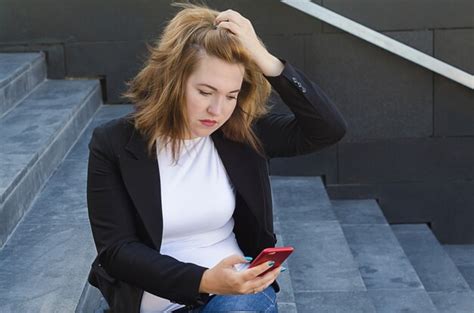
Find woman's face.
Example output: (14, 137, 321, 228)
(184, 54, 244, 139)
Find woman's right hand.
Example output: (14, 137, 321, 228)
(198, 254, 282, 295)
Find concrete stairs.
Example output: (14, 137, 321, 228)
(0, 51, 109, 312)
(0, 98, 132, 312)
(1, 52, 474, 313)
(0, 52, 102, 248)
(393, 225, 474, 312)
(272, 178, 374, 313)
(271, 180, 474, 313)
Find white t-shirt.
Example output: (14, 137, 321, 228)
(140, 136, 245, 313)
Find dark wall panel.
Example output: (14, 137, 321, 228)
(322, 26, 435, 61)
(338, 137, 474, 184)
(306, 31, 433, 141)
(434, 29, 474, 74)
(434, 29, 474, 136)
(434, 76, 474, 137)
(0, 0, 324, 44)
(65, 41, 149, 102)
(260, 34, 306, 71)
(320, 0, 474, 32)
(1, 0, 170, 42)
(270, 146, 338, 184)
(206, 0, 323, 35)
(383, 30, 433, 56)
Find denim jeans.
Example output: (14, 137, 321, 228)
(187, 286, 278, 312)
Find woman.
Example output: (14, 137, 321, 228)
(87, 3, 347, 313)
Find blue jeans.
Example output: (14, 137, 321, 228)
(189, 286, 278, 312)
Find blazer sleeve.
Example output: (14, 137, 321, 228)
(87, 125, 209, 306)
(254, 59, 347, 159)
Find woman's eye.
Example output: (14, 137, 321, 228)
(227, 96, 237, 101)
(199, 90, 211, 96)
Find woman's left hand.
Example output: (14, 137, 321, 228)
(215, 9, 284, 77)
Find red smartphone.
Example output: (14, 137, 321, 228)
(248, 246, 294, 276)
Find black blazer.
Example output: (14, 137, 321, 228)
(86, 60, 347, 312)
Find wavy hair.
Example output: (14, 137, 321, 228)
(122, 2, 272, 161)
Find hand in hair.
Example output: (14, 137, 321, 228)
(199, 254, 282, 295)
(215, 9, 284, 77)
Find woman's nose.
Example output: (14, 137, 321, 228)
(207, 98, 223, 115)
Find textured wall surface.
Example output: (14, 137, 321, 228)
(1, 0, 473, 243)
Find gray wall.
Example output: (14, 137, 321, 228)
(1, 0, 473, 243)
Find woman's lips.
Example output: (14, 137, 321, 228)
(200, 120, 217, 127)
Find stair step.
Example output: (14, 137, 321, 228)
(332, 200, 439, 312)
(393, 224, 474, 312)
(271, 177, 372, 312)
(271, 176, 336, 223)
(333, 200, 424, 290)
(367, 289, 438, 313)
(429, 291, 474, 313)
(392, 224, 471, 292)
(342, 224, 424, 290)
(272, 177, 364, 292)
(0, 52, 46, 117)
(0, 105, 132, 313)
(277, 303, 298, 313)
(331, 199, 387, 225)
(275, 232, 297, 312)
(280, 220, 366, 292)
(444, 244, 474, 290)
(0, 79, 101, 246)
(293, 291, 375, 313)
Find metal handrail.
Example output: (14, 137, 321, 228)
(281, 0, 474, 90)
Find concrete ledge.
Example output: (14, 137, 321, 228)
(0, 52, 46, 117)
(274, 233, 297, 306)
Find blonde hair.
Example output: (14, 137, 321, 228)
(123, 2, 272, 161)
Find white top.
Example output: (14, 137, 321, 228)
(140, 136, 245, 313)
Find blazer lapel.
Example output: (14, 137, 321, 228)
(119, 128, 164, 249)
(118, 127, 267, 251)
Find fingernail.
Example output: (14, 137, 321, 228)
(268, 261, 275, 267)
(244, 256, 253, 262)
(281, 267, 287, 272)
